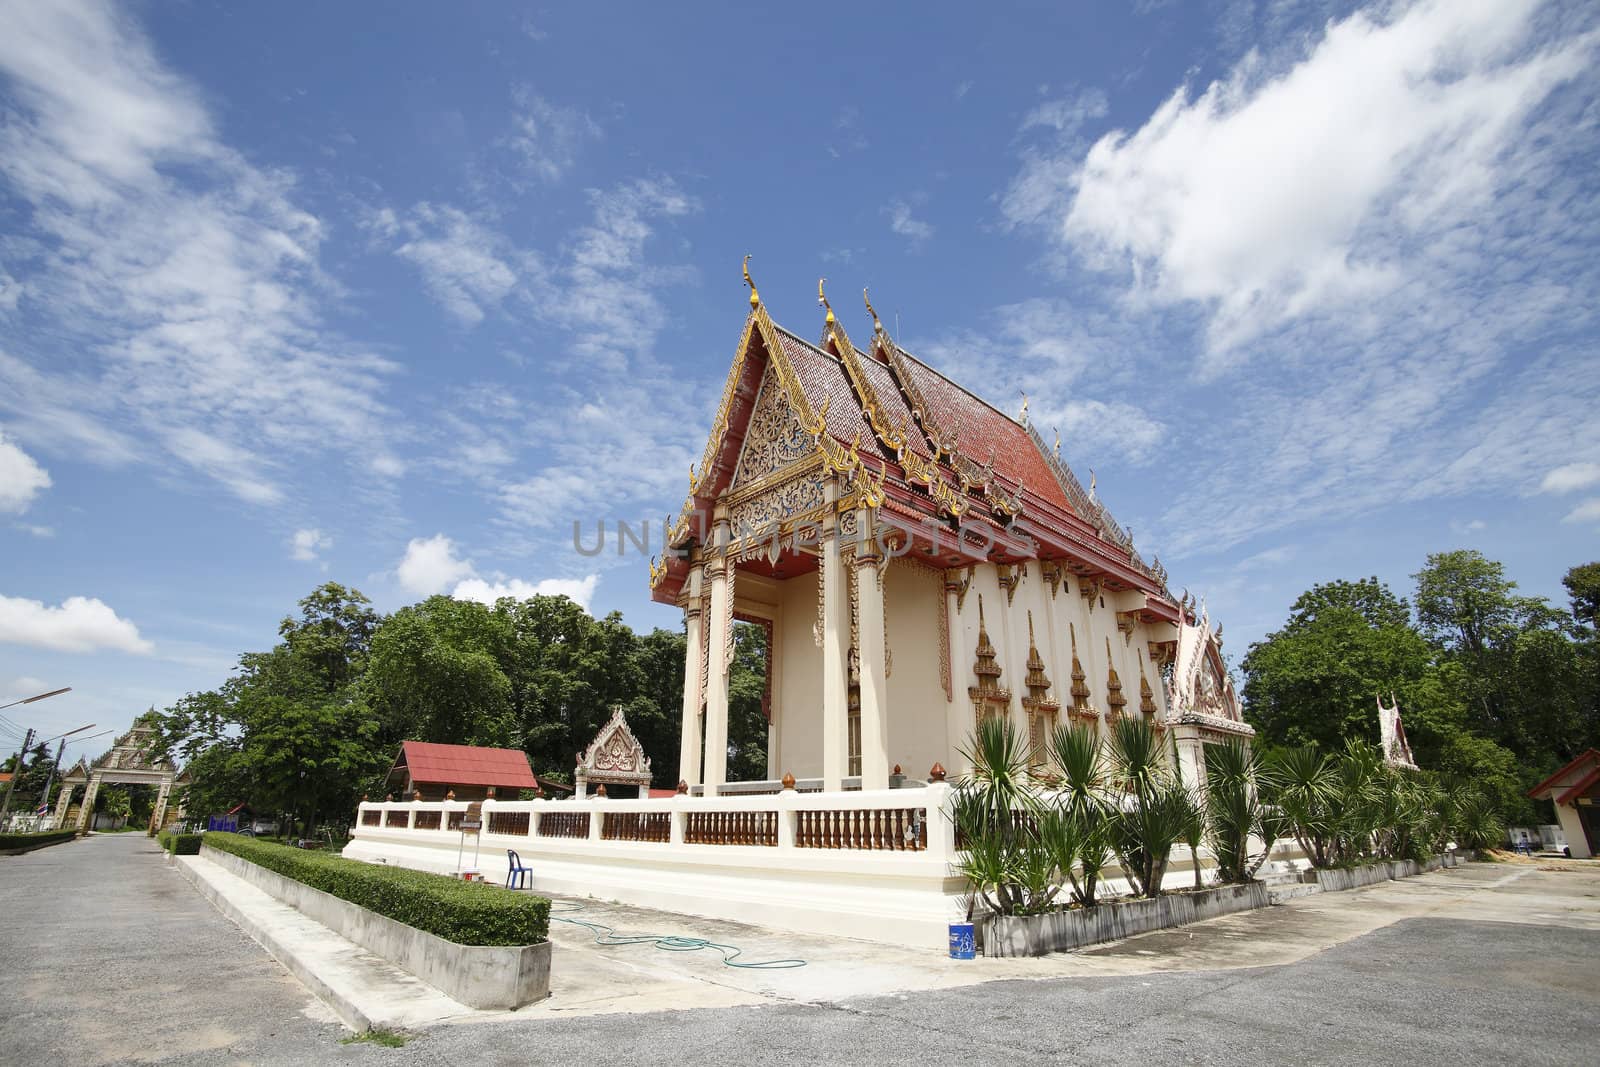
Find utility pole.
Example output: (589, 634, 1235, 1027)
(37, 738, 67, 824)
(0, 727, 36, 823)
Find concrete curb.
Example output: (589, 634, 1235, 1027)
(177, 854, 473, 1032)
(177, 852, 377, 1031)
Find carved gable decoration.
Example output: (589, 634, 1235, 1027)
(732, 363, 814, 488)
(576, 706, 653, 787)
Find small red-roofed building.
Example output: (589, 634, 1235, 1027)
(385, 741, 566, 802)
(1528, 750, 1600, 858)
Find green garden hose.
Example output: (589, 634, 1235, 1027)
(546, 900, 806, 969)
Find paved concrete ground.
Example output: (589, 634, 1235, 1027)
(2, 834, 1596, 1065)
(0, 832, 347, 1063)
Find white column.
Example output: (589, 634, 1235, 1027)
(703, 507, 732, 796)
(854, 506, 890, 791)
(678, 557, 706, 788)
(821, 478, 849, 792)
(152, 780, 172, 833)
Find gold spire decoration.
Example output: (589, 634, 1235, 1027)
(743, 254, 760, 309)
(864, 286, 884, 334)
(967, 595, 1011, 726)
(1069, 623, 1091, 711)
(1024, 612, 1051, 692)
(1105, 636, 1127, 718)
(818, 277, 835, 324)
(1138, 649, 1158, 716)
(1053, 427, 1061, 459)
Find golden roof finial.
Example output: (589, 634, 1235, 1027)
(818, 277, 835, 325)
(743, 254, 760, 310)
(1053, 427, 1061, 459)
(863, 287, 883, 334)
(1019, 391, 1029, 423)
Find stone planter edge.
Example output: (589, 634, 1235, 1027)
(201, 843, 549, 1009)
(979, 882, 1269, 958)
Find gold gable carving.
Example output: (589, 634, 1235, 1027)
(732, 363, 815, 488)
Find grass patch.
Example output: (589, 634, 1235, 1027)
(340, 1028, 411, 1047)
(203, 832, 549, 946)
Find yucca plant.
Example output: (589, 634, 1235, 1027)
(1049, 720, 1105, 818)
(1204, 738, 1272, 883)
(1268, 745, 1339, 868)
(1177, 786, 1207, 889)
(1105, 717, 1185, 897)
(952, 717, 1051, 916)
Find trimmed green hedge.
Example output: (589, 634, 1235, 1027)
(0, 830, 75, 852)
(202, 832, 549, 946)
(159, 832, 202, 855)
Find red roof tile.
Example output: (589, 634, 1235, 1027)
(398, 741, 540, 789)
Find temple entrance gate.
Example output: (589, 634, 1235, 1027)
(55, 719, 179, 834)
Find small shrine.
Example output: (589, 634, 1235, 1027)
(575, 706, 654, 798)
(1376, 693, 1419, 771)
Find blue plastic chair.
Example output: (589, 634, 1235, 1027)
(506, 849, 533, 890)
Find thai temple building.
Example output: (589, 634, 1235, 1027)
(346, 269, 1252, 948)
(649, 267, 1250, 794)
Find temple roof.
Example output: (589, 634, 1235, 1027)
(654, 278, 1171, 611)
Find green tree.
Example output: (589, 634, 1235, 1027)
(366, 596, 516, 750)
(1241, 578, 1433, 750)
(727, 622, 770, 782)
(101, 787, 132, 827)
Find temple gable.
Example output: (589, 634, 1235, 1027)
(731, 363, 815, 488)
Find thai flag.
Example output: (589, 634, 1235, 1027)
(34, 800, 49, 815)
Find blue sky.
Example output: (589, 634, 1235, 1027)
(2, 0, 1598, 756)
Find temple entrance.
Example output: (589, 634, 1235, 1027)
(53, 718, 179, 835)
(726, 620, 771, 783)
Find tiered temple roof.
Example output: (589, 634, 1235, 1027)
(651, 269, 1176, 627)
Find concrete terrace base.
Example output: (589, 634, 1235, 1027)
(201, 844, 550, 1010)
(980, 882, 1271, 958)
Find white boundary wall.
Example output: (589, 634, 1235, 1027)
(346, 785, 966, 950)
(345, 787, 1317, 951)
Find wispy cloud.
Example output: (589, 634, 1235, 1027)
(990, 0, 1600, 562)
(884, 196, 934, 245)
(0, 0, 398, 506)
(1564, 498, 1600, 526)
(1048, 0, 1597, 361)
(0, 593, 153, 654)
(0, 430, 50, 513)
(1540, 461, 1600, 494)
(289, 528, 332, 562)
(504, 87, 600, 183)
(373, 203, 536, 325)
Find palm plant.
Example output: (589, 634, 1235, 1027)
(1105, 716, 1185, 898)
(952, 717, 1052, 917)
(1047, 719, 1111, 906)
(1204, 738, 1274, 883)
(1268, 745, 1338, 868)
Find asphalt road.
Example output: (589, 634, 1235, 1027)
(2, 834, 1595, 1065)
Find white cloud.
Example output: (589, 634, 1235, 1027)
(1021, 89, 1108, 135)
(1540, 461, 1600, 494)
(1563, 498, 1600, 525)
(1449, 518, 1488, 535)
(386, 203, 532, 326)
(884, 197, 934, 244)
(395, 533, 597, 609)
(452, 574, 598, 610)
(0, 431, 50, 513)
(396, 534, 477, 596)
(289, 528, 332, 562)
(0, 593, 153, 654)
(504, 88, 599, 183)
(1036, 0, 1596, 360)
(0, 0, 399, 504)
